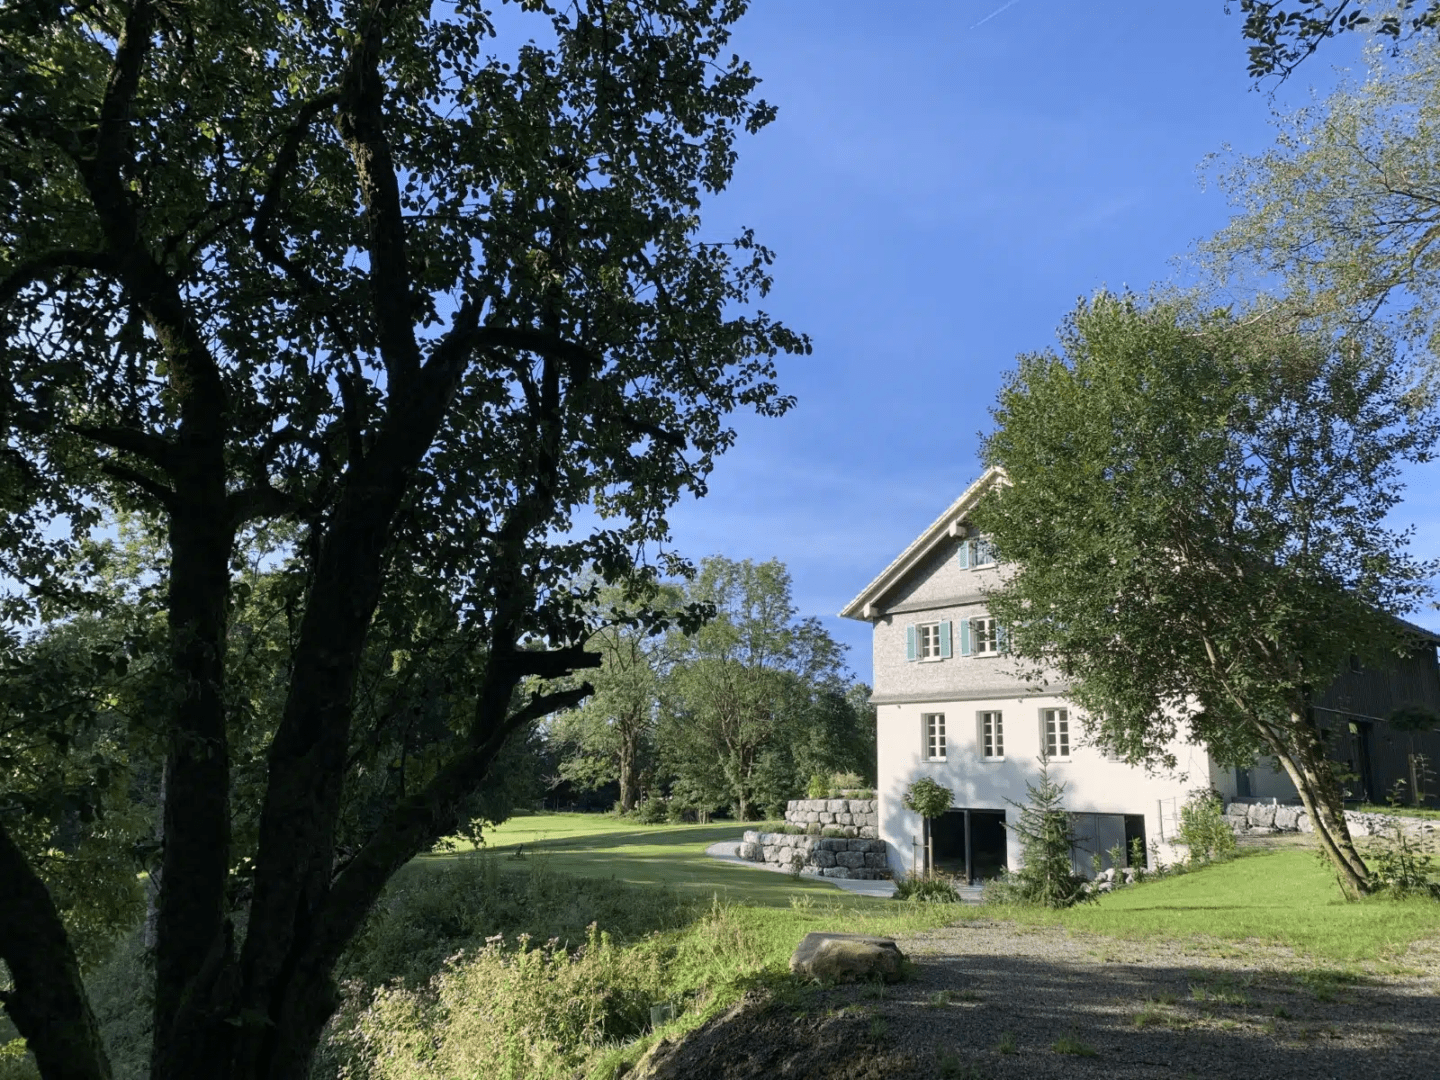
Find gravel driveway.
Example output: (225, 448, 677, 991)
(637, 920, 1440, 1080)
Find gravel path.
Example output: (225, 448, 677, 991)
(856, 921, 1440, 1078)
(638, 920, 1440, 1079)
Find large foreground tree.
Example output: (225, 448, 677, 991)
(973, 293, 1438, 899)
(0, 2, 805, 1077)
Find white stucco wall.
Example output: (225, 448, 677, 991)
(876, 693, 1203, 877)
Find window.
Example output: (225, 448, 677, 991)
(1042, 708, 1070, 760)
(978, 711, 1003, 759)
(970, 617, 998, 656)
(957, 534, 997, 569)
(924, 713, 947, 761)
(905, 621, 952, 662)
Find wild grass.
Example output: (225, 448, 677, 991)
(984, 847, 1440, 963)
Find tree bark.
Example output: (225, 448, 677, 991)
(619, 727, 639, 812)
(0, 822, 112, 1080)
(1256, 710, 1371, 899)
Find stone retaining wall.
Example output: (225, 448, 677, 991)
(781, 797, 879, 839)
(738, 829, 892, 880)
(1225, 798, 1438, 841)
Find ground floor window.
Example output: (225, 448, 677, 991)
(923, 712, 946, 761)
(1042, 707, 1070, 760)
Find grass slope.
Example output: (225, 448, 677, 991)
(417, 812, 886, 909)
(992, 848, 1440, 963)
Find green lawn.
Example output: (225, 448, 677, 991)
(991, 848, 1440, 963)
(416, 811, 890, 909)
(417, 812, 1440, 964)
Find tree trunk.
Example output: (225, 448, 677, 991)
(1262, 710, 1371, 899)
(0, 822, 113, 1080)
(150, 481, 237, 1074)
(619, 728, 638, 812)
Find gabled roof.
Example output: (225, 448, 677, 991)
(838, 465, 1004, 621)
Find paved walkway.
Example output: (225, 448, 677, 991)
(703, 839, 984, 901)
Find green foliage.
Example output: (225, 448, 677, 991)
(1177, 790, 1238, 865)
(1236, 1, 1439, 80)
(634, 797, 668, 825)
(806, 773, 829, 800)
(974, 291, 1438, 896)
(1, 0, 810, 1070)
(1204, 36, 1440, 369)
(659, 558, 869, 820)
(892, 873, 961, 903)
(901, 778, 953, 822)
(327, 923, 667, 1080)
(1369, 823, 1440, 899)
(338, 856, 700, 993)
(995, 760, 1091, 909)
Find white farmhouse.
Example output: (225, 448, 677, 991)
(840, 468, 1243, 882)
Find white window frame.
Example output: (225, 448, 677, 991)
(970, 616, 999, 656)
(972, 536, 997, 567)
(1042, 708, 1071, 761)
(918, 621, 942, 661)
(978, 710, 1004, 761)
(924, 713, 947, 761)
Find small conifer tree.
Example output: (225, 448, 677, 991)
(1005, 758, 1092, 908)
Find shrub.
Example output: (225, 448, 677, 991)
(806, 773, 829, 800)
(1371, 820, 1440, 899)
(634, 797, 668, 825)
(326, 924, 665, 1080)
(893, 873, 961, 903)
(830, 771, 866, 793)
(1177, 788, 1236, 865)
(1001, 758, 1092, 908)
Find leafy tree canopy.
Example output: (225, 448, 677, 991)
(973, 292, 1438, 899)
(1234, 0, 1439, 79)
(0, 1, 805, 1077)
(1199, 36, 1440, 374)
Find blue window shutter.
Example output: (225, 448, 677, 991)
(939, 620, 952, 659)
(905, 624, 917, 661)
(956, 539, 970, 569)
(959, 619, 972, 657)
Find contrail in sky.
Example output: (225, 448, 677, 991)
(970, 0, 1022, 30)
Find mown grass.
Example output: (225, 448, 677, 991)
(421, 811, 883, 908)
(986, 847, 1440, 963)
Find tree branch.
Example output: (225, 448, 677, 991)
(510, 644, 603, 680)
(100, 460, 177, 512)
(69, 422, 176, 469)
(336, 0, 423, 387)
(0, 820, 113, 1080)
(0, 250, 119, 307)
(227, 482, 303, 525)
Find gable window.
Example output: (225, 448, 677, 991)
(978, 711, 1003, 760)
(1042, 708, 1070, 761)
(905, 621, 952, 662)
(924, 713, 947, 761)
(960, 616, 1002, 656)
(956, 534, 998, 569)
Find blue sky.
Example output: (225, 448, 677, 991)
(656, 3, 1439, 684)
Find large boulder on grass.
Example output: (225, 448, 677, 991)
(789, 933, 906, 984)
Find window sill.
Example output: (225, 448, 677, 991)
(981, 756, 1005, 763)
(925, 756, 947, 763)
(917, 656, 946, 663)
